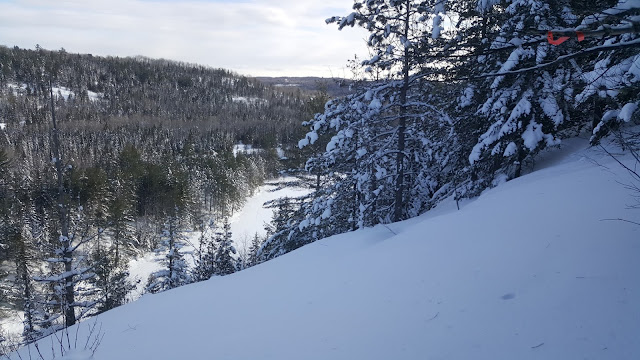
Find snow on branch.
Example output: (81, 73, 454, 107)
(456, 38, 640, 81)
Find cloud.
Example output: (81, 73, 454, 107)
(0, 0, 369, 77)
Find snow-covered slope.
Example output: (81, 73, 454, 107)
(15, 139, 640, 359)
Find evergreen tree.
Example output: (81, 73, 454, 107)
(191, 219, 217, 282)
(107, 177, 137, 267)
(213, 217, 236, 276)
(246, 233, 263, 267)
(146, 212, 190, 293)
(326, 0, 448, 221)
(3, 174, 49, 343)
(88, 247, 136, 315)
(446, 0, 639, 193)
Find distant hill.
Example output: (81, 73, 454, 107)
(0, 46, 313, 148)
(255, 76, 355, 98)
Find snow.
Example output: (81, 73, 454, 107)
(52, 86, 74, 100)
(431, 0, 446, 39)
(11, 137, 640, 360)
(87, 90, 100, 101)
(1, 311, 24, 339)
(228, 178, 310, 252)
(618, 102, 638, 122)
(458, 85, 474, 108)
(522, 120, 545, 150)
(490, 47, 533, 90)
(232, 143, 261, 156)
(503, 141, 518, 156)
(60, 350, 93, 360)
(273, 83, 301, 87)
(6, 83, 101, 101)
(232, 96, 268, 106)
(306, 131, 319, 145)
(127, 252, 164, 300)
(477, 0, 500, 12)
(576, 56, 637, 104)
(629, 55, 640, 81)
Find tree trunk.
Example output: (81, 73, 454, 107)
(393, 0, 411, 222)
(49, 78, 76, 327)
(17, 232, 35, 341)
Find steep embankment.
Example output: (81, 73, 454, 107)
(15, 138, 640, 359)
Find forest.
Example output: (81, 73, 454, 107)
(258, 0, 640, 260)
(0, 45, 322, 344)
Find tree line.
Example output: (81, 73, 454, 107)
(258, 0, 639, 260)
(0, 45, 316, 345)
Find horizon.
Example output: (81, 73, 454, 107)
(0, 0, 370, 78)
(0, 43, 355, 80)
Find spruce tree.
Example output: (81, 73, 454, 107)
(191, 219, 217, 282)
(213, 217, 236, 276)
(146, 212, 190, 293)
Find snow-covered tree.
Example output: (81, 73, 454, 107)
(449, 0, 639, 193)
(1, 174, 50, 343)
(448, 0, 576, 191)
(88, 246, 136, 314)
(107, 177, 137, 268)
(299, 81, 456, 230)
(213, 217, 236, 276)
(34, 205, 98, 329)
(326, 0, 450, 221)
(257, 0, 462, 257)
(145, 213, 190, 293)
(572, 1, 640, 143)
(191, 219, 217, 282)
(246, 233, 263, 268)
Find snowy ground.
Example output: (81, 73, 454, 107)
(126, 177, 309, 300)
(229, 178, 310, 252)
(6, 83, 101, 101)
(11, 137, 640, 359)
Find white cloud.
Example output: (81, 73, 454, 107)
(0, 0, 369, 77)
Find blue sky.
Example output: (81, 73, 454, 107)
(0, 0, 369, 77)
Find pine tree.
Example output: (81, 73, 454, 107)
(191, 219, 217, 282)
(246, 233, 263, 267)
(213, 217, 236, 276)
(327, 0, 448, 222)
(572, 1, 640, 143)
(452, 0, 575, 190)
(145, 212, 190, 293)
(88, 246, 136, 314)
(107, 177, 137, 268)
(444, 0, 640, 193)
(44, 49, 79, 327)
(3, 174, 50, 343)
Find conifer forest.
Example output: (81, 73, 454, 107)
(0, 45, 317, 342)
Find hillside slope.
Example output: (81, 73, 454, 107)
(15, 138, 640, 359)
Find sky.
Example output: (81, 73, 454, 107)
(0, 0, 370, 77)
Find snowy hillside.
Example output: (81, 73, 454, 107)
(13, 138, 640, 359)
